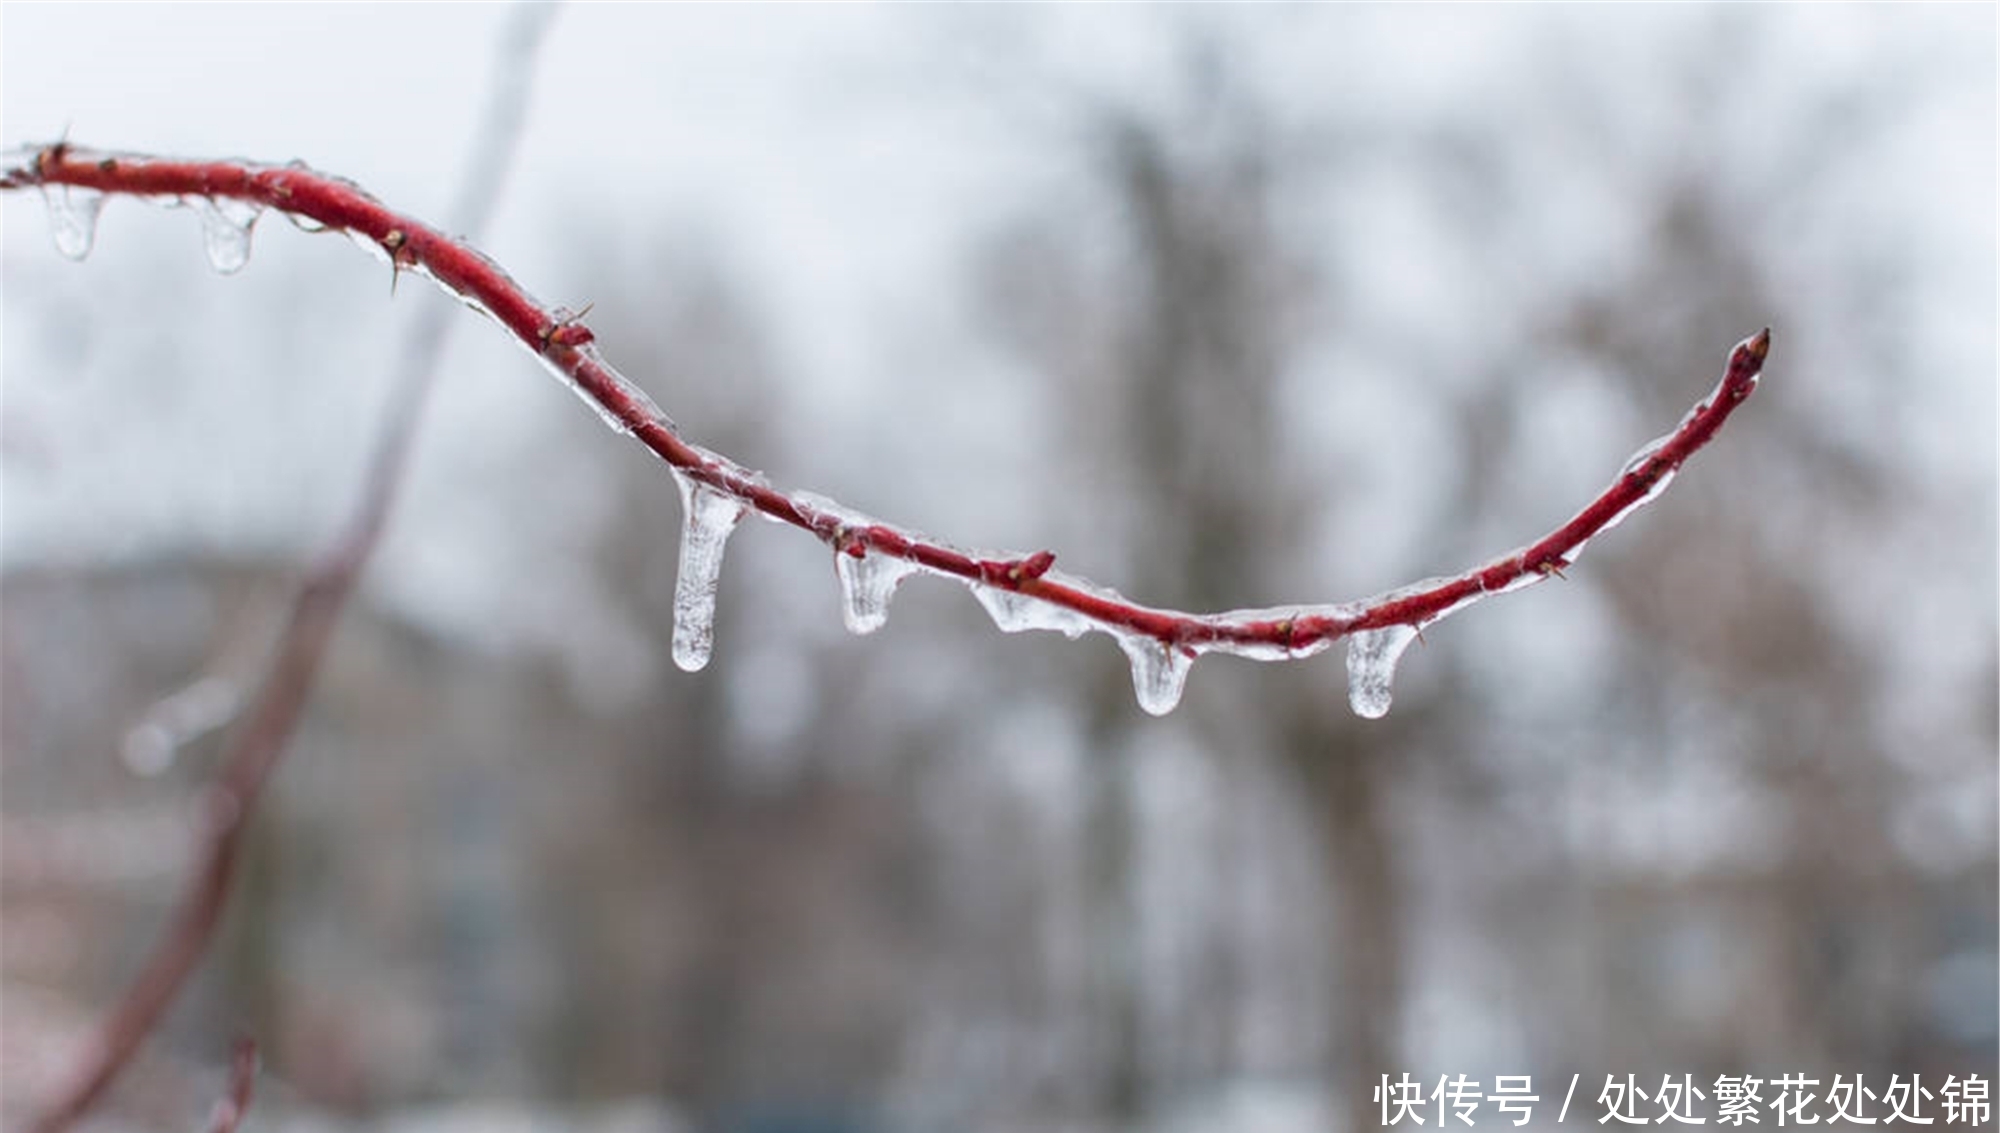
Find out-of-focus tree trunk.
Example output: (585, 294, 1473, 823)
(984, 44, 1410, 1121)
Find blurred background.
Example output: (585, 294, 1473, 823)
(2, 5, 1993, 1131)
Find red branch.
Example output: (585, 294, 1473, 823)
(2, 142, 1770, 660)
(18, 566, 349, 1133)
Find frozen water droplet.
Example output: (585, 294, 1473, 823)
(834, 547, 918, 635)
(1346, 624, 1418, 719)
(671, 473, 748, 672)
(1115, 633, 1193, 717)
(974, 586, 1032, 633)
(197, 196, 262, 274)
(40, 184, 105, 260)
(972, 584, 1091, 639)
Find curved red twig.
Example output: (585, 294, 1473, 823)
(3, 141, 1768, 658)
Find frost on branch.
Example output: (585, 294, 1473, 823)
(3, 142, 1772, 718)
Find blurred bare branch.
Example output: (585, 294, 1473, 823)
(16, 6, 560, 1130)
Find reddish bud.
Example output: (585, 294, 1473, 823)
(1014, 550, 1057, 581)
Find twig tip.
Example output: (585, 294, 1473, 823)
(1747, 326, 1771, 362)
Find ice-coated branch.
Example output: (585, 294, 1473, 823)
(2, 141, 1769, 718)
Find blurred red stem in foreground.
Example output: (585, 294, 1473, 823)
(10, 10, 558, 1130)
(200, 1039, 258, 1133)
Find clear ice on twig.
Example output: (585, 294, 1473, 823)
(972, 584, 1092, 640)
(834, 547, 919, 636)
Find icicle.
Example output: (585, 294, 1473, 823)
(670, 472, 748, 672)
(197, 196, 262, 274)
(40, 183, 106, 260)
(1115, 632, 1193, 717)
(1345, 624, 1418, 719)
(834, 546, 918, 635)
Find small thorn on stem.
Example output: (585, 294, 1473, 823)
(382, 230, 412, 295)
